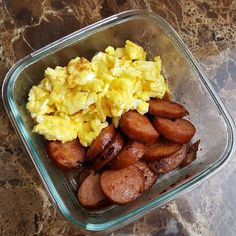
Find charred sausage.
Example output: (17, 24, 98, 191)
(92, 133, 124, 170)
(119, 110, 159, 144)
(148, 144, 188, 174)
(180, 140, 200, 167)
(46, 139, 85, 170)
(100, 165, 145, 204)
(78, 172, 107, 208)
(148, 99, 188, 119)
(86, 124, 116, 161)
(110, 141, 145, 170)
(144, 138, 182, 161)
(135, 161, 158, 190)
(153, 117, 196, 144)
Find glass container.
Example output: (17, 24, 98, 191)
(2, 10, 235, 233)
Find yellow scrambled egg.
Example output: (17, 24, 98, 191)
(27, 40, 169, 146)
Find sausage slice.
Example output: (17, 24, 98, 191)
(144, 138, 182, 161)
(78, 173, 107, 208)
(78, 167, 95, 186)
(148, 144, 188, 174)
(148, 99, 188, 119)
(135, 161, 158, 190)
(119, 110, 159, 144)
(86, 124, 116, 161)
(110, 141, 145, 170)
(180, 140, 200, 167)
(92, 133, 124, 170)
(153, 117, 196, 144)
(46, 139, 85, 170)
(147, 161, 159, 175)
(100, 165, 145, 204)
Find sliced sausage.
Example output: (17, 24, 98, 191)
(148, 144, 188, 174)
(119, 110, 159, 144)
(143, 138, 182, 161)
(78, 167, 95, 186)
(180, 140, 200, 167)
(148, 99, 188, 119)
(100, 165, 145, 204)
(78, 172, 107, 208)
(46, 139, 85, 171)
(153, 117, 196, 144)
(147, 161, 160, 175)
(86, 124, 116, 161)
(110, 141, 145, 170)
(135, 161, 158, 190)
(92, 133, 124, 170)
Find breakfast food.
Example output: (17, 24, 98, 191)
(26, 40, 168, 147)
(119, 110, 159, 144)
(153, 144, 188, 174)
(148, 99, 188, 118)
(92, 133, 125, 170)
(180, 140, 200, 167)
(153, 117, 196, 144)
(78, 167, 95, 186)
(86, 124, 116, 161)
(100, 165, 145, 204)
(143, 138, 182, 161)
(27, 41, 200, 208)
(78, 100, 198, 206)
(110, 141, 145, 170)
(45, 139, 85, 170)
(134, 161, 158, 190)
(78, 172, 107, 208)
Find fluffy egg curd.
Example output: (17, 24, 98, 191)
(26, 40, 169, 147)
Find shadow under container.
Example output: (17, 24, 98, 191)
(2, 10, 235, 233)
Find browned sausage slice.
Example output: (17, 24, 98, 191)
(148, 144, 188, 174)
(153, 117, 196, 144)
(180, 140, 200, 167)
(119, 110, 159, 144)
(46, 139, 85, 171)
(110, 141, 145, 170)
(78, 173, 107, 208)
(144, 138, 182, 161)
(86, 124, 116, 161)
(100, 165, 145, 204)
(135, 161, 158, 190)
(92, 133, 124, 170)
(148, 99, 188, 119)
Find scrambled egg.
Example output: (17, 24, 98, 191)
(27, 40, 169, 146)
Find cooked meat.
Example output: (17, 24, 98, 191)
(153, 117, 196, 144)
(86, 124, 116, 161)
(110, 141, 145, 170)
(119, 110, 159, 144)
(46, 139, 85, 170)
(100, 165, 145, 204)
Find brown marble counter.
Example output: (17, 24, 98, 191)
(0, 0, 236, 235)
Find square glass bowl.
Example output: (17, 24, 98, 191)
(2, 10, 235, 233)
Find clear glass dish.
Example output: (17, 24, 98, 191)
(2, 10, 235, 233)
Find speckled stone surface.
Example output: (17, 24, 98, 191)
(0, 0, 236, 235)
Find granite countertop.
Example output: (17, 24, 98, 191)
(0, 0, 236, 235)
